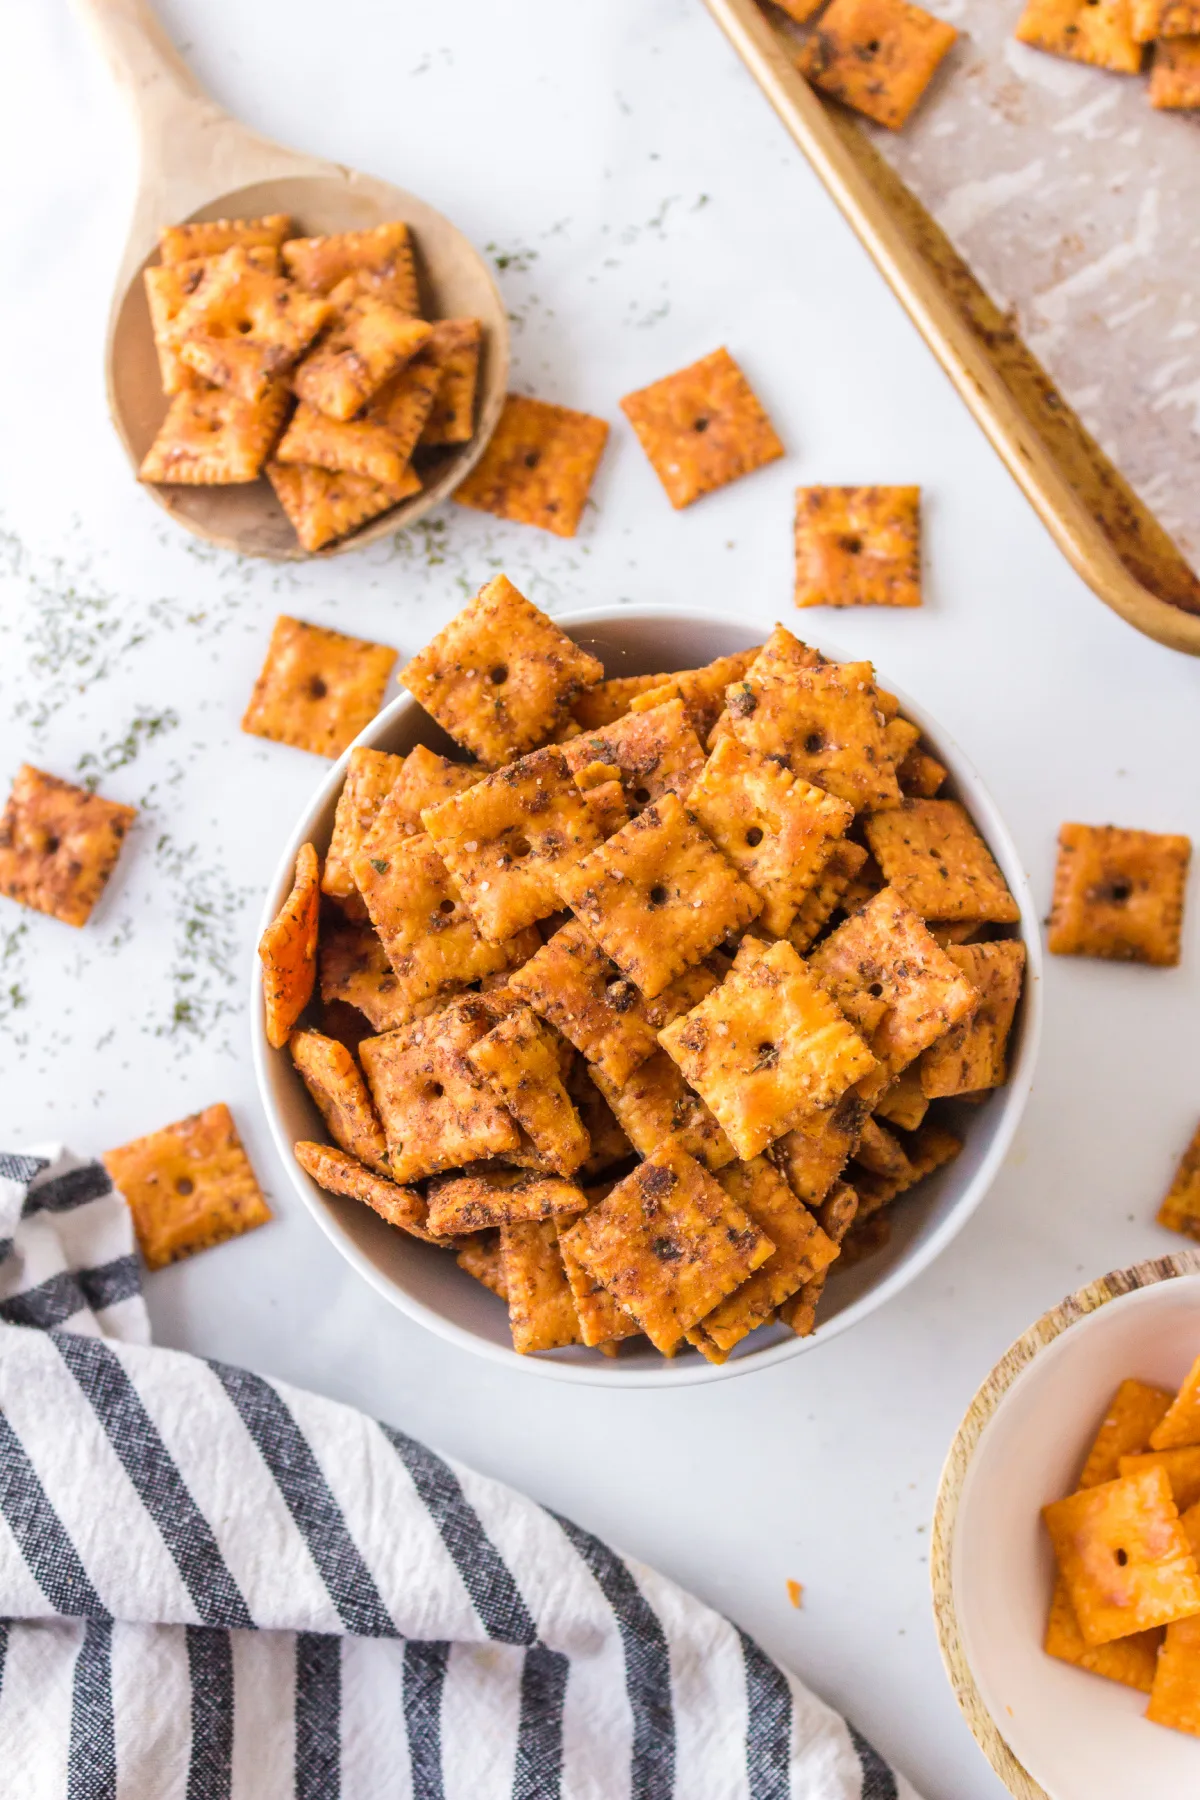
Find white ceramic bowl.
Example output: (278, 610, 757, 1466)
(934, 1253, 1200, 1800)
(252, 605, 1042, 1386)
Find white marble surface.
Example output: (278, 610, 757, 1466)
(2, 3, 1199, 1795)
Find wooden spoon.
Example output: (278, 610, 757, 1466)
(75, 0, 509, 560)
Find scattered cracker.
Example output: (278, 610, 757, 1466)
(798, 0, 958, 129)
(1015, 0, 1142, 71)
(427, 1169, 587, 1235)
(557, 791, 761, 999)
(282, 222, 419, 312)
(793, 486, 921, 608)
(725, 658, 901, 812)
(290, 1028, 389, 1176)
(293, 1140, 438, 1241)
(453, 393, 610, 537)
(171, 247, 331, 401)
(660, 938, 877, 1160)
(776, 1181, 860, 1336)
(419, 318, 484, 447)
(589, 1049, 736, 1171)
(402, 575, 604, 766)
(1048, 822, 1190, 966)
(500, 1219, 584, 1353)
(1158, 1121, 1200, 1241)
(293, 286, 431, 421)
(918, 940, 1026, 1098)
(159, 215, 291, 265)
(104, 1103, 271, 1271)
(1043, 1465, 1200, 1645)
(0, 764, 135, 929)
(1150, 35, 1200, 105)
(562, 698, 706, 814)
(140, 382, 289, 484)
(319, 917, 444, 1032)
(620, 347, 783, 509)
(321, 748, 407, 906)
(258, 842, 320, 1049)
(242, 616, 397, 758)
(353, 833, 513, 1000)
(1150, 1353, 1200, 1451)
(865, 799, 1019, 923)
(467, 1007, 591, 1175)
(559, 1142, 773, 1354)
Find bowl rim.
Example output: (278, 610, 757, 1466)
(931, 1248, 1200, 1800)
(251, 601, 1044, 1387)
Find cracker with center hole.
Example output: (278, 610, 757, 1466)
(687, 1157, 838, 1359)
(1150, 1354, 1200, 1451)
(562, 698, 706, 815)
(1044, 1576, 1163, 1692)
(627, 650, 761, 741)
(1150, 34, 1200, 105)
(422, 746, 618, 942)
(353, 833, 513, 998)
(259, 843, 320, 1048)
(0, 764, 135, 929)
(500, 1219, 584, 1353)
(620, 347, 783, 509)
(689, 736, 853, 937)
(660, 938, 878, 1160)
(289, 1029, 390, 1176)
(568, 1059, 637, 1176)
(588, 1048, 736, 1172)
(776, 1181, 860, 1336)
(426, 1169, 587, 1236)
(725, 660, 901, 812)
(865, 799, 1020, 923)
(1080, 1379, 1175, 1487)
(1119, 1450, 1200, 1514)
(282, 222, 419, 311)
(322, 748, 408, 905)
(457, 1229, 508, 1299)
(798, 0, 958, 129)
(146, 246, 280, 394)
(403, 575, 604, 766)
(159, 215, 291, 266)
(786, 840, 870, 955)
(918, 939, 1026, 1098)
(419, 318, 484, 447)
(140, 381, 290, 484)
(319, 917, 451, 1032)
(359, 996, 520, 1181)
(292, 1140, 440, 1242)
(557, 1215, 641, 1348)
(242, 616, 397, 758)
(898, 744, 947, 798)
(571, 673, 672, 733)
(452, 393, 609, 538)
(794, 485, 922, 608)
(1048, 822, 1190, 966)
(293, 284, 432, 421)
(557, 791, 761, 999)
(467, 1007, 591, 1176)
(873, 1065, 929, 1132)
(171, 248, 331, 402)
(103, 1103, 271, 1271)
(266, 460, 415, 552)
(276, 401, 416, 491)
(1158, 1122, 1200, 1241)
(1043, 1466, 1200, 1645)
(559, 1142, 773, 1353)
(770, 1090, 867, 1205)
(1015, 0, 1142, 70)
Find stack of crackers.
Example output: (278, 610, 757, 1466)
(258, 573, 1027, 1363)
(139, 214, 482, 550)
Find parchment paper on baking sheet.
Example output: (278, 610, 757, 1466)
(790, 3, 1200, 568)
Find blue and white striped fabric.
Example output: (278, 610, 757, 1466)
(0, 1146, 919, 1800)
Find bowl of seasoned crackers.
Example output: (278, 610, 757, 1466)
(934, 1253, 1200, 1799)
(251, 577, 1040, 1384)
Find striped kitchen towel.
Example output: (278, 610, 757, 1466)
(0, 1146, 919, 1800)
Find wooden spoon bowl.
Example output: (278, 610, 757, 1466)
(78, 0, 509, 560)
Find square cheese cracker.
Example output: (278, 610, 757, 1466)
(453, 394, 609, 538)
(242, 616, 397, 758)
(0, 764, 135, 929)
(1048, 822, 1190, 966)
(798, 0, 958, 130)
(104, 1103, 271, 1271)
(620, 348, 783, 509)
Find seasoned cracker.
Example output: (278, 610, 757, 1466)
(104, 1103, 271, 1271)
(1080, 1378, 1175, 1487)
(918, 940, 1026, 1098)
(571, 673, 672, 733)
(267, 459, 416, 552)
(725, 659, 902, 812)
(1015, 0, 1142, 71)
(1048, 821, 1190, 967)
(620, 347, 783, 509)
(276, 400, 418, 492)
(171, 247, 331, 401)
(282, 222, 419, 311)
(627, 649, 761, 741)
(799, 0, 958, 129)
(1150, 1354, 1200, 1451)
(422, 746, 616, 942)
(319, 916, 445, 1032)
(559, 1142, 773, 1354)
(293, 285, 431, 421)
(660, 938, 878, 1160)
(0, 764, 134, 929)
(242, 616, 397, 759)
(562, 699, 706, 813)
(556, 1209, 640, 1348)
(500, 1220, 584, 1353)
(855, 1115, 914, 1185)
(786, 840, 870, 955)
(453, 393, 610, 537)
(259, 842, 320, 1049)
(865, 799, 1020, 923)
(293, 1139, 439, 1242)
(290, 1028, 389, 1176)
(770, 1090, 867, 1206)
(360, 745, 481, 852)
(427, 1168, 587, 1235)
(402, 575, 604, 766)
(689, 736, 853, 936)
(873, 1065, 929, 1132)
(353, 833, 513, 999)
(457, 1229, 508, 1299)
(589, 1050, 736, 1171)
(794, 485, 921, 608)
(687, 1157, 838, 1359)
(467, 1006, 591, 1175)
(1150, 34, 1200, 106)
(419, 318, 483, 447)
(1119, 1449, 1200, 1514)
(1158, 1121, 1200, 1241)
(140, 382, 289, 485)
(1043, 1465, 1200, 1645)
(359, 996, 521, 1181)
(145, 246, 280, 394)
(362, 353, 445, 458)
(159, 215, 291, 266)
(1134, 0, 1200, 37)
(557, 791, 761, 1000)
(1044, 1577, 1164, 1692)
(777, 1181, 862, 1336)
(897, 744, 947, 798)
(322, 748, 407, 906)
(568, 1060, 637, 1177)
(851, 1117, 962, 1215)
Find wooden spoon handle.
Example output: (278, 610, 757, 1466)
(72, 0, 211, 131)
